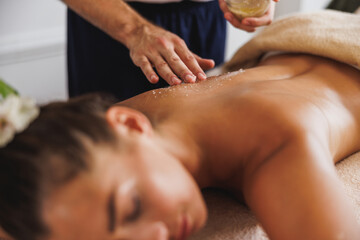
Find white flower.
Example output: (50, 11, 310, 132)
(0, 94, 39, 147)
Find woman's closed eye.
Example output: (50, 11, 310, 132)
(107, 189, 142, 232)
(125, 195, 142, 223)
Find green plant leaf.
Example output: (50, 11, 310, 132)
(0, 79, 19, 99)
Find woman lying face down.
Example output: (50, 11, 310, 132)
(42, 105, 208, 240)
(1, 53, 360, 240)
(0, 94, 207, 240)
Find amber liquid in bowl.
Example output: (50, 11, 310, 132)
(225, 0, 271, 20)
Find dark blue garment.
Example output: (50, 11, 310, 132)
(67, 0, 227, 101)
(327, 0, 360, 13)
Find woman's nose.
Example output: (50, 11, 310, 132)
(138, 221, 169, 240)
(112, 221, 170, 240)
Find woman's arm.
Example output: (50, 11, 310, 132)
(62, 0, 214, 85)
(243, 132, 360, 240)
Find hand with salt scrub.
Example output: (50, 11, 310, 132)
(126, 22, 215, 86)
(62, 0, 225, 101)
(62, 0, 278, 102)
(219, 0, 280, 32)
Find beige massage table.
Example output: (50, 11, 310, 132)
(190, 153, 360, 240)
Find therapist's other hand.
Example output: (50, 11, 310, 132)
(126, 23, 215, 85)
(219, 0, 279, 32)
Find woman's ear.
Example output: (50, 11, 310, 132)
(106, 106, 153, 136)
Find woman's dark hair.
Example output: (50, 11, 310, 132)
(0, 93, 118, 240)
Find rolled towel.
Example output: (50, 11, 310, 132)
(224, 10, 360, 71)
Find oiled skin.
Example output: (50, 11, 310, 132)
(119, 54, 360, 240)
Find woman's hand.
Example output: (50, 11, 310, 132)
(219, 0, 279, 32)
(126, 22, 215, 86)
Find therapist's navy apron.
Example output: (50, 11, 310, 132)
(67, 0, 227, 101)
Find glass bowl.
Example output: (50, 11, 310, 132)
(225, 0, 271, 20)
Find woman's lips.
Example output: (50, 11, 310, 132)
(178, 215, 192, 240)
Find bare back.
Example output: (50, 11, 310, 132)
(119, 54, 360, 239)
(120, 54, 360, 166)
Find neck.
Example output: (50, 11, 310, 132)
(153, 119, 213, 188)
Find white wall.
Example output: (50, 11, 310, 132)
(0, 0, 67, 103)
(301, 0, 330, 12)
(0, 0, 331, 103)
(0, 0, 66, 37)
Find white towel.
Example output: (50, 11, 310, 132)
(225, 10, 360, 71)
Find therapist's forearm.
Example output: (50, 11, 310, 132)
(62, 0, 149, 48)
(62, 0, 215, 86)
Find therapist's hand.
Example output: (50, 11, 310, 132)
(126, 22, 215, 85)
(219, 0, 279, 32)
(62, 0, 214, 86)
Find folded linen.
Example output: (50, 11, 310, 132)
(224, 10, 360, 71)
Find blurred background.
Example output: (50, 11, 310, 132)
(0, 0, 330, 103)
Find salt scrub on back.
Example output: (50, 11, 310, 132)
(150, 68, 246, 99)
(225, 0, 271, 20)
